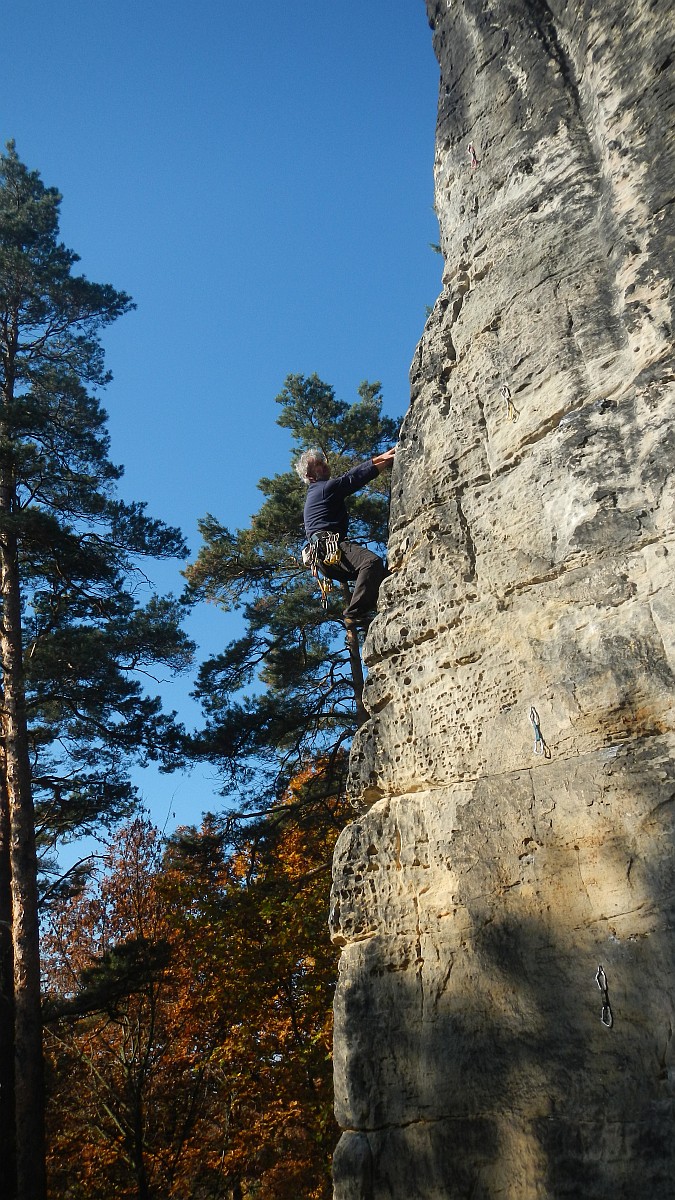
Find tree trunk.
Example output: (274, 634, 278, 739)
(0, 765, 15, 1200)
(131, 1090, 150, 1200)
(340, 583, 367, 727)
(0, 515, 46, 1200)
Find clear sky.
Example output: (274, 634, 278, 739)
(1, 0, 441, 836)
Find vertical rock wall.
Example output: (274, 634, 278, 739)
(331, 1, 674, 1196)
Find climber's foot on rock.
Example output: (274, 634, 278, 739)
(344, 614, 372, 634)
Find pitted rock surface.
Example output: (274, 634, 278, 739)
(331, 1, 674, 1196)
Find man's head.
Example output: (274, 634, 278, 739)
(295, 449, 330, 485)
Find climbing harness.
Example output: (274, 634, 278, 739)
(500, 384, 519, 423)
(301, 531, 342, 609)
(595, 965, 613, 1028)
(529, 707, 551, 759)
(467, 141, 480, 169)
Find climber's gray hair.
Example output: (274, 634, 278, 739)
(295, 448, 326, 484)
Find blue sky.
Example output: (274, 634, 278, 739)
(1, 0, 441, 835)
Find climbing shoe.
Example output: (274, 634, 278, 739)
(344, 614, 372, 633)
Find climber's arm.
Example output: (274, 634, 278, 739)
(372, 447, 396, 473)
(327, 449, 396, 501)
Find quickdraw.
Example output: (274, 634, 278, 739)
(595, 965, 613, 1028)
(301, 531, 342, 609)
(529, 706, 551, 759)
(501, 384, 519, 423)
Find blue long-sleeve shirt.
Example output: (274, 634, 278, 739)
(303, 460, 378, 539)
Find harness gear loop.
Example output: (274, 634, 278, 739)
(302, 532, 343, 609)
(321, 530, 341, 567)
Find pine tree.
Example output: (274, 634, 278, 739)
(185, 372, 399, 810)
(0, 143, 192, 1200)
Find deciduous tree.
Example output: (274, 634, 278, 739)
(44, 764, 348, 1199)
(163, 761, 348, 1199)
(44, 819, 208, 1200)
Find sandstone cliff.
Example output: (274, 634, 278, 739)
(330, 1, 674, 1196)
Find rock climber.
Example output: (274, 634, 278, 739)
(296, 446, 396, 629)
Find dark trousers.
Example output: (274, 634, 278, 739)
(323, 540, 386, 619)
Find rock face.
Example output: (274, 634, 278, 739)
(330, 1, 674, 1196)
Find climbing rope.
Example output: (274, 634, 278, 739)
(500, 384, 519, 423)
(529, 707, 551, 759)
(595, 965, 613, 1028)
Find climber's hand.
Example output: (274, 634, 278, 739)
(372, 447, 396, 472)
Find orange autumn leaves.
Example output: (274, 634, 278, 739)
(43, 764, 349, 1199)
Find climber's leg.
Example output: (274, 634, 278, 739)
(338, 541, 386, 620)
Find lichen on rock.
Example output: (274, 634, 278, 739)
(331, 1, 675, 1195)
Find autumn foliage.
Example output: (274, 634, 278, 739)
(43, 764, 349, 1199)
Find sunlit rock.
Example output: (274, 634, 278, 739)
(331, 0, 675, 1194)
